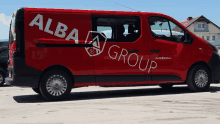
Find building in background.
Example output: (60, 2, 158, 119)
(180, 15, 220, 45)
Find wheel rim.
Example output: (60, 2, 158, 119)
(46, 74, 68, 96)
(0, 74, 3, 84)
(194, 69, 208, 88)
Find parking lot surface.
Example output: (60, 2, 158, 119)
(0, 84, 220, 124)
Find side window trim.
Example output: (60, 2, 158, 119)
(168, 21, 173, 38)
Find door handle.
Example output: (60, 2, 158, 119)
(128, 50, 139, 53)
(150, 50, 160, 53)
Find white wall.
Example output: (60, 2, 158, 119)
(189, 22, 220, 45)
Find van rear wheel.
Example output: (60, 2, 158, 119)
(186, 65, 211, 92)
(39, 70, 73, 100)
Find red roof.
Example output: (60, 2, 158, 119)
(180, 16, 201, 28)
(180, 15, 220, 30)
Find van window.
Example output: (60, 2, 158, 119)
(92, 15, 141, 42)
(123, 24, 129, 36)
(9, 12, 16, 44)
(170, 21, 185, 42)
(149, 16, 186, 43)
(97, 26, 112, 39)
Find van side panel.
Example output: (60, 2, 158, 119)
(25, 10, 94, 77)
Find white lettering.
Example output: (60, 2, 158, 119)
(127, 53, 139, 67)
(29, 14, 80, 42)
(139, 57, 150, 71)
(148, 60, 157, 73)
(44, 18, 53, 35)
(118, 48, 128, 63)
(29, 14, 43, 31)
(108, 45, 120, 59)
(66, 28, 79, 44)
(108, 45, 158, 72)
(54, 22, 68, 38)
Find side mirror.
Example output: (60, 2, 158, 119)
(185, 32, 193, 44)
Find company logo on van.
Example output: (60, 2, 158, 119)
(85, 31, 107, 56)
(29, 14, 78, 43)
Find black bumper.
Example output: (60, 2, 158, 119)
(213, 66, 220, 83)
(208, 52, 220, 83)
(6, 52, 42, 88)
(5, 77, 13, 85)
(5, 74, 41, 87)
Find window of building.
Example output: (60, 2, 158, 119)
(207, 36, 210, 40)
(202, 24, 205, 28)
(212, 36, 215, 41)
(198, 24, 201, 28)
(92, 15, 141, 42)
(202, 36, 204, 39)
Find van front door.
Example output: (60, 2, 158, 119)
(147, 16, 192, 83)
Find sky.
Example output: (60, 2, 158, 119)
(0, 0, 220, 40)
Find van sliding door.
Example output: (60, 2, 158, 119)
(91, 14, 151, 85)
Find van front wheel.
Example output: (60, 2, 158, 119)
(39, 70, 73, 100)
(186, 65, 211, 92)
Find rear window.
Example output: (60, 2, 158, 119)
(9, 11, 16, 44)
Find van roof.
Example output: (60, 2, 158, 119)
(24, 7, 166, 16)
(23, 7, 187, 32)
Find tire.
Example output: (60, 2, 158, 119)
(186, 65, 211, 92)
(39, 69, 73, 100)
(32, 87, 41, 95)
(0, 72, 5, 86)
(159, 83, 173, 89)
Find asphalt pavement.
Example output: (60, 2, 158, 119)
(0, 84, 220, 124)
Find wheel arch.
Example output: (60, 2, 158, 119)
(38, 65, 74, 88)
(187, 61, 213, 81)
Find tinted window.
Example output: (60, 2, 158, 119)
(92, 15, 141, 42)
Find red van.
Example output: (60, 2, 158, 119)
(6, 7, 220, 100)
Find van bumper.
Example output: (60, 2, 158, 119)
(213, 66, 220, 83)
(7, 52, 43, 88)
(208, 52, 220, 83)
(5, 77, 13, 85)
(5, 75, 40, 87)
